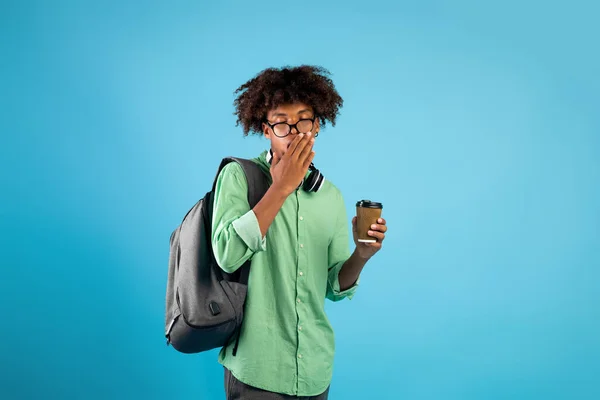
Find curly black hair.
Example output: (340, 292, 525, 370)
(233, 65, 344, 136)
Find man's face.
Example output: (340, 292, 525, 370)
(262, 102, 320, 159)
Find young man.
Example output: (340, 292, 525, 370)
(211, 65, 388, 399)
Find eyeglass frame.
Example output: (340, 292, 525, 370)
(264, 116, 319, 138)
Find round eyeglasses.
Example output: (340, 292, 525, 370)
(265, 117, 318, 138)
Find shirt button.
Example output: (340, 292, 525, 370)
(299, 216, 304, 220)
(298, 326, 302, 331)
(300, 244, 304, 248)
(297, 298, 301, 303)
(299, 271, 303, 276)
(298, 354, 302, 358)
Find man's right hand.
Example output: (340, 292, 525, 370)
(269, 132, 315, 196)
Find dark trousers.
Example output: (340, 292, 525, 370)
(224, 368, 330, 400)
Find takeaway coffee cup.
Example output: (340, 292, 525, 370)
(355, 200, 383, 243)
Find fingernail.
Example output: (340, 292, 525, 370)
(378, 219, 382, 223)
(307, 131, 312, 137)
(371, 224, 377, 229)
(368, 230, 373, 235)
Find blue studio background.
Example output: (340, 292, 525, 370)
(1, 1, 599, 399)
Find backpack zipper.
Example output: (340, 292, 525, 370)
(165, 313, 179, 345)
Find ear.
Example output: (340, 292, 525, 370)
(262, 122, 271, 139)
(314, 117, 321, 136)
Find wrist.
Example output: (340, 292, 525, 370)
(353, 247, 371, 261)
(270, 182, 293, 198)
(268, 183, 291, 202)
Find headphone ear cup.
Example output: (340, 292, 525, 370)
(302, 173, 316, 192)
(303, 168, 325, 193)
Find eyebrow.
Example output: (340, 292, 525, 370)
(270, 109, 313, 118)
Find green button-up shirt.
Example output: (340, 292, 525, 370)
(211, 150, 358, 397)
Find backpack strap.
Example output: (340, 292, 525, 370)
(212, 157, 270, 209)
(230, 157, 270, 288)
(212, 156, 270, 286)
(229, 157, 271, 210)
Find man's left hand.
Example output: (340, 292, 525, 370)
(352, 216, 387, 260)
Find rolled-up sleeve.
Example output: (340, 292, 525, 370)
(326, 190, 358, 302)
(211, 162, 267, 273)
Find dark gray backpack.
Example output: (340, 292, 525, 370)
(165, 157, 269, 355)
